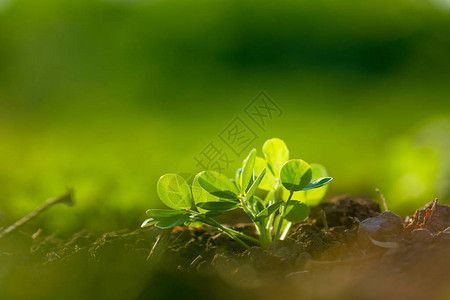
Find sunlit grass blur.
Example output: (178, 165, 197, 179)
(0, 0, 449, 234)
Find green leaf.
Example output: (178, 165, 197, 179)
(280, 159, 312, 192)
(154, 215, 191, 229)
(304, 164, 331, 206)
(192, 174, 220, 204)
(255, 157, 277, 191)
(245, 168, 266, 198)
(146, 209, 185, 218)
(263, 138, 289, 177)
(197, 171, 239, 200)
(230, 179, 239, 191)
(157, 174, 192, 210)
(285, 201, 310, 223)
(203, 211, 222, 218)
(192, 213, 220, 222)
(235, 168, 243, 190)
(196, 201, 239, 212)
(185, 221, 205, 227)
(249, 195, 265, 214)
(240, 149, 256, 193)
(141, 218, 157, 228)
(281, 164, 331, 203)
(255, 201, 283, 221)
(303, 177, 333, 191)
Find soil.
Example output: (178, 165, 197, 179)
(0, 196, 449, 300)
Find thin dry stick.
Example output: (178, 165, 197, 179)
(321, 209, 330, 233)
(190, 255, 203, 268)
(147, 235, 162, 261)
(0, 189, 74, 240)
(31, 228, 43, 240)
(375, 188, 388, 212)
(147, 229, 170, 262)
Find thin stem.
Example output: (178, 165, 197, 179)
(223, 230, 250, 249)
(240, 193, 270, 247)
(227, 227, 260, 245)
(285, 189, 294, 209)
(208, 218, 260, 244)
(0, 189, 74, 240)
(266, 213, 275, 231)
(274, 189, 294, 240)
(267, 179, 280, 232)
(375, 188, 388, 212)
(240, 196, 256, 221)
(200, 217, 252, 249)
(270, 179, 280, 206)
(257, 223, 271, 249)
(280, 222, 292, 240)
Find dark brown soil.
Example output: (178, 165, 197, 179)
(0, 196, 449, 300)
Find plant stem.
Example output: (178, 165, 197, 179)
(240, 197, 255, 221)
(218, 228, 250, 249)
(201, 217, 254, 249)
(279, 222, 292, 240)
(274, 189, 294, 240)
(267, 179, 280, 234)
(228, 227, 260, 245)
(257, 223, 272, 249)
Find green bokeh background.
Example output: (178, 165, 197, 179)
(0, 0, 449, 234)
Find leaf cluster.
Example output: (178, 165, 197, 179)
(141, 138, 332, 249)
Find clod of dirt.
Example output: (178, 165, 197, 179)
(358, 211, 405, 248)
(310, 196, 381, 228)
(267, 238, 304, 264)
(241, 247, 289, 273)
(432, 230, 450, 247)
(410, 228, 434, 244)
(211, 250, 240, 271)
(405, 199, 450, 233)
(290, 224, 333, 257)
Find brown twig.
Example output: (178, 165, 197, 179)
(420, 198, 438, 228)
(375, 188, 388, 212)
(321, 209, 330, 233)
(147, 229, 170, 262)
(190, 255, 203, 268)
(31, 228, 43, 240)
(0, 189, 74, 240)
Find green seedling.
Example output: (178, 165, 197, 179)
(141, 138, 332, 249)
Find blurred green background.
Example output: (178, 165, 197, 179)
(0, 0, 449, 235)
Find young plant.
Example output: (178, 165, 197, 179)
(141, 138, 332, 249)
